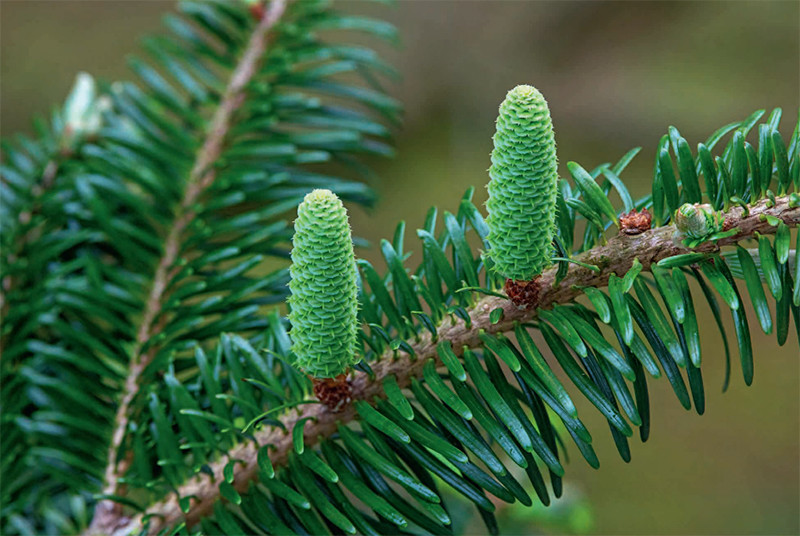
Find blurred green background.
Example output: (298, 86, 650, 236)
(2, 1, 798, 534)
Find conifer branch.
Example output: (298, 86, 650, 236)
(89, 2, 288, 533)
(116, 194, 798, 536)
(0, 156, 62, 339)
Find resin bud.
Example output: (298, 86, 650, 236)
(674, 203, 724, 240)
(288, 189, 359, 378)
(486, 85, 559, 281)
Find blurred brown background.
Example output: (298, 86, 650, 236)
(2, 1, 799, 534)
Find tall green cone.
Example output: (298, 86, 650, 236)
(486, 85, 559, 281)
(288, 189, 359, 378)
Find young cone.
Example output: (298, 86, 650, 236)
(288, 189, 359, 379)
(486, 85, 559, 281)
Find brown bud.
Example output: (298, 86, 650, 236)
(619, 208, 652, 235)
(248, 2, 265, 20)
(504, 277, 541, 308)
(312, 375, 352, 412)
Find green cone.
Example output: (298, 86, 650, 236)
(674, 203, 724, 240)
(288, 189, 359, 378)
(486, 85, 559, 281)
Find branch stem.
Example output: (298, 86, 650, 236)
(118, 195, 797, 535)
(88, 2, 287, 533)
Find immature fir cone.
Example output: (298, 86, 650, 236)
(486, 85, 559, 281)
(674, 203, 724, 240)
(288, 189, 359, 378)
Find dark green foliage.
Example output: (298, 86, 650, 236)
(2, 1, 799, 534)
(89, 108, 796, 536)
(1, 0, 398, 533)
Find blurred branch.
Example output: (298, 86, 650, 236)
(88, 1, 288, 533)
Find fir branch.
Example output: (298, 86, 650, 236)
(0, 158, 59, 323)
(114, 194, 798, 536)
(0, 115, 84, 340)
(1, 72, 110, 331)
(90, 1, 287, 532)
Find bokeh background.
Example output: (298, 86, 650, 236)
(2, 1, 799, 534)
